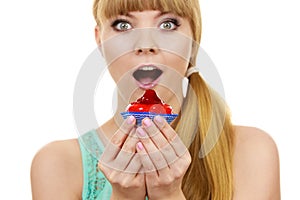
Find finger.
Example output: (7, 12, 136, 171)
(113, 128, 139, 170)
(136, 142, 157, 174)
(111, 149, 135, 171)
(136, 127, 169, 171)
(158, 141, 179, 164)
(111, 115, 136, 148)
(142, 117, 168, 149)
(98, 158, 114, 179)
(170, 135, 189, 157)
(154, 116, 188, 157)
(142, 118, 178, 164)
(120, 127, 139, 153)
(100, 116, 136, 163)
(124, 154, 143, 175)
(153, 115, 177, 141)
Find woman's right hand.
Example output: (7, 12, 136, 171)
(98, 116, 146, 200)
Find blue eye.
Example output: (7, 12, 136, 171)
(159, 19, 181, 30)
(111, 19, 132, 31)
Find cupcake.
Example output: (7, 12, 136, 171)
(121, 89, 178, 125)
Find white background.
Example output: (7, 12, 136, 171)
(0, 0, 299, 199)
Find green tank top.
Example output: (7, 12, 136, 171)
(78, 129, 112, 199)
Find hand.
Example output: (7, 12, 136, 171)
(98, 116, 146, 200)
(136, 116, 191, 200)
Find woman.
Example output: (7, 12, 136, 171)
(31, 0, 280, 199)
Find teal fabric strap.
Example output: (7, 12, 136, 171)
(78, 130, 112, 200)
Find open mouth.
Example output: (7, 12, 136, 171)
(133, 65, 163, 89)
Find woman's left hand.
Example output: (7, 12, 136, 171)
(136, 116, 191, 200)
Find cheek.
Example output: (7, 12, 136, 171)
(164, 53, 189, 76)
(108, 64, 125, 83)
(108, 66, 119, 82)
(108, 56, 133, 83)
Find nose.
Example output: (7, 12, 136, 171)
(135, 46, 159, 55)
(133, 29, 159, 55)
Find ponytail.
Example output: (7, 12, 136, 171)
(174, 72, 235, 200)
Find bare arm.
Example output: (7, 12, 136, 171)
(233, 126, 281, 200)
(31, 140, 82, 200)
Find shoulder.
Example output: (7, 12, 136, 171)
(234, 126, 278, 152)
(233, 126, 280, 199)
(31, 139, 83, 200)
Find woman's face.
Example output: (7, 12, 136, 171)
(95, 10, 193, 107)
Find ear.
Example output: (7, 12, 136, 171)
(94, 25, 103, 56)
(94, 25, 101, 46)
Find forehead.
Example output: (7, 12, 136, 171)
(96, 0, 193, 21)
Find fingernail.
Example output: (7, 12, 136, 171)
(154, 115, 164, 124)
(143, 118, 151, 127)
(137, 142, 144, 150)
(126, 116, 135, 124)
(137, 127, 146, 137)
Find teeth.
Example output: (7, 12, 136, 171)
(140, 66, 156, 71)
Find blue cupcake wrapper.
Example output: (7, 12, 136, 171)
(121, 112, 178, 125)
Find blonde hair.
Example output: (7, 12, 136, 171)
(93, 0, 235, 199)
